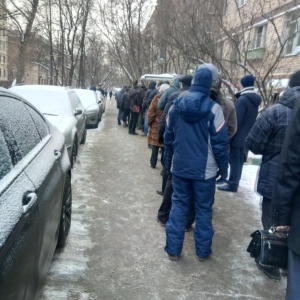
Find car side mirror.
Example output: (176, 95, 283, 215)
(98, 100, 101, 104)
(74, 108, 82, 116)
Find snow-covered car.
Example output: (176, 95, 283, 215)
(96, 90, 106, 113)
(74, 89, 103, 128)
(0, 88, 72, 300)
(10, 85, 87, 168)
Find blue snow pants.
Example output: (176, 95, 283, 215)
(165, 175, 215, 259)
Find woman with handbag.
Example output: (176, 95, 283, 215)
(147, 84, 169, 168)
(128, 85, 142, 135)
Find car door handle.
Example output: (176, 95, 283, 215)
(22, 192, 37, 214)
(54, 150, 61, 160)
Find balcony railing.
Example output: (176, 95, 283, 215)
(246, 48, 265, 60)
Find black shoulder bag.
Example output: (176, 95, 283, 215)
(246, 227, 288, 269)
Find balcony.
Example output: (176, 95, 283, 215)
(246, 48, 265, 60)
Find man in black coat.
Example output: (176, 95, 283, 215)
(245, 71, 300, 281)
(272, 71, 300, 299)
(218, 74, 261, 192)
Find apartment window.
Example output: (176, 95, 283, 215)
(254, 25, 267, 49)
(238, 0, 246, 7)
(285, 13, 300, 55)
(0, 69, 2, 77)
(3, 56, 5, 63)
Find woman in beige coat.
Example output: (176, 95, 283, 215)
(147, 83, 170, 168)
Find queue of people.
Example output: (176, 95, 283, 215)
(115, 66, 300, 300)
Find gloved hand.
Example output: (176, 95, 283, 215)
(219, 169, 228, 180)
(158, 136, 164, 145)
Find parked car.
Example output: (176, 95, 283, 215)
(74, 89, 103, 128)
(10, 85, 86, 168)
(96, 90, 106, 113)
(0, 88, 72, 300)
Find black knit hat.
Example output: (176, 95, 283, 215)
(288, 70, 300, 88)
(179, 75, 193, 86)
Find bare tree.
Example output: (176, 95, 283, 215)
(1, 0, 40, 83)
(95, 0, 155, 83)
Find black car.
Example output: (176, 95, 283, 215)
(0, 89, 72, 299)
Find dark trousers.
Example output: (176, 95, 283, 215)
(262, 197, 272, 230)
(157, 175, 195, 229)
(228, 146, 245, 189)
(122, 109, 130, 124)
(128, 112, 139, 134)
(117, 109, 123, 125)
(150, 146, 164, 168)
(261, 196, 279, 274)
(286, 249, 300, 300)
(165, 175, 215, 257)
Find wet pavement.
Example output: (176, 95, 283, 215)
(39, 99, 286, 300)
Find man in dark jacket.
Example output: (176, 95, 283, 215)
(121, 87, 130, 127)
(116, 87, 126, 125)
(245, 71, 300, 281)
(164, 67, 228, 261)
(218, 74, 261, 192)
(141, 81, 156, 136)
(272, 80, 300, 298)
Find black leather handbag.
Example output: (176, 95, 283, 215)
(247, 228, 288, 269)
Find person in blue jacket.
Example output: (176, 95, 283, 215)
(218, 74, 261, 192)
(163, 66, 228, 261)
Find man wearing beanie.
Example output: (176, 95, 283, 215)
(245, 69, 300, 282)
(218, 74, 261, 192)
(163, 67, 228, 261)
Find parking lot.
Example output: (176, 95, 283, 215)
(39, 99, 287, 300)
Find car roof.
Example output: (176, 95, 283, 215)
(10, 85, 72, 93)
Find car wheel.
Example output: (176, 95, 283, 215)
(80, 127, 87, 145)
(99, 112, 102, 122)
(71, 137, 78, 168)
(57, 173, 72, 248)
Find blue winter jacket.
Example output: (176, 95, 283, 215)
(164, 68, 229, 180)
(230, 88, 261, 148)
(246, 86, 300, 199)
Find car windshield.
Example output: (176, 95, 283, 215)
(10, 89, 72, 117)
(75, 90, 97, 107)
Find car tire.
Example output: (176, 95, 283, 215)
(80, 127, 87, 145)
(99, 113, 102, 122)
(71, 137, 78, 168)
(57, 173, 72, 248)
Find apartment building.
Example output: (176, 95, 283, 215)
(219, 0, 300, 90)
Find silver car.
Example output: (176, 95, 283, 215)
(96, 90, 106, 113)
(75, 89, 103, 128)
(10, 85, 87, 168)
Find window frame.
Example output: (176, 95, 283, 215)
(284, 11, 300, 55)
(253, 25, 267, 49)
